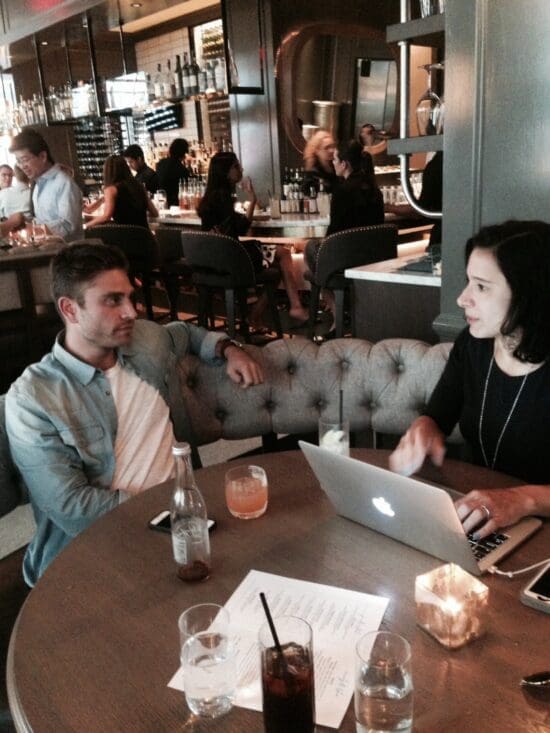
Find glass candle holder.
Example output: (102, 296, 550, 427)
(415, 563, 489, 649)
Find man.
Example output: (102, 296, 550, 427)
(0, 164, 14, 189)
(156, 137, 190, 207)
(6, 242, 263, 586)
(9, 129, 83, 241)
(123, 144, 159, 195)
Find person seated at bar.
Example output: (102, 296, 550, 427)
(0, 164, 14, 189)
(85, 154, 158, 230)
(305, 140, 384, 329)
(0, 165, 32, 220)
(390, 220, 550, 537)
(6, 242, 263, 587)
(385, 151, 443, 248)
(302, 129, 338, 194)
(197, 151, 308, 330)
(156, 138, 190, 207)
(123, 144, 159, 196)
(9, 129, 83, 242)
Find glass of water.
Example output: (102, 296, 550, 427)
(318, 418, 350, 457)
(355, 631, 413, 733)
(181, 629, 236, 718)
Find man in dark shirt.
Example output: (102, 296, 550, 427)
(123, 144, 159, 195)
(156, 138, 190, 207)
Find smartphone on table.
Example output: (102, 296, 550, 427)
(149, 510, 216, 533)
(520, 562, 550, 614)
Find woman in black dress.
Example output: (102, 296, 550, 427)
(198, 152, 308, 329)
(390, 220, 550, 537)
(86, 155, 158, 230)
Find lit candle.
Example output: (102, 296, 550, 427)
(415, 563, 489, 649)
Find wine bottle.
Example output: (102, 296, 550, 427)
(188, 54, 199, 97)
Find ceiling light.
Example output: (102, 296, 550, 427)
(40, 41, 48, 46)
(131, 2, 142, 6)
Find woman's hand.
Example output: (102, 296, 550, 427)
(389, 416, 446, 476)
(455, 484, 550, 539)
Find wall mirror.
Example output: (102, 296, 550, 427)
(276, 22, 398, 152)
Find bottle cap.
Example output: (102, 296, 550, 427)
(172, 441, 191, 456)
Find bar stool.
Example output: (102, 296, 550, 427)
(181, 231, 283, 341)
(305, 224, 398, 339)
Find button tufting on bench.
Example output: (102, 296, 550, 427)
(186, 376, 197, 389)
(215, 409, 226, 421)
(340, 360, 349, 369)
(287, 363, 296, 375)
(265, 400, 275, 412)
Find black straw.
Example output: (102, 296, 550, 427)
(259, 592, 283, 655)
(339, 389, 344, 427)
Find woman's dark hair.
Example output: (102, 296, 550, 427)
(336, 139, 378, 193)
(168, 138, 189, 160)
(103, 154, 147, 207)
(465, 219, 550, 362)
(197, 152, 239, 220)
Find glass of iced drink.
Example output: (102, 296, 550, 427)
(225, 464, 268, 519)
(318, 418, 350, 457)
(259, 616, 315, 733)
(355, 631, 413, 733)
(181, 629, 236, 718)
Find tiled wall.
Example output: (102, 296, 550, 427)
(135, 29, 199, 142)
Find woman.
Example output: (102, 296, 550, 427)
(86, 155, 158, 229)
(326, 141, 384, 236)
(198, 152, 308, 328)
(302, 130, 338, 194)
(390, 220, 550, 538)
(305, 140, 384, 328)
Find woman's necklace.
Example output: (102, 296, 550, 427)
(478, 356, 529, 469)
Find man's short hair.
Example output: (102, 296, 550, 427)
(123, 144, 145, 160)
(51, 242, 130, 309)
(0, 164, 13, 173)
(9, 129, 54, 164)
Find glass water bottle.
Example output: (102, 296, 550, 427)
(170, 442, 211, 582)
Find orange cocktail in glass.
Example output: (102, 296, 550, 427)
(225, 465, 268, 519)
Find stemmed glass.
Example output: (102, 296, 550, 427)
(415, 63, 445, 135)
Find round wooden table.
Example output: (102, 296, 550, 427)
(7, 450, 549, 732)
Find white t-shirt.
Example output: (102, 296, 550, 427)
(0, 184, 32, 218)
(105, 363, 175, 498)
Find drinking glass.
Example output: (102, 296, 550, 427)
(225, 464, 268, 519)
(155, 189, 167, 210)
(181, 629, 236, 718)
(318, 418, 350, 457)
(259, 616, 315, 733)
(415, 63, 445, 136)
(178, 603, 229, 647)
(355, 631, 413, 733)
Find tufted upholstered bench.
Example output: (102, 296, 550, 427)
(0, 337, 458, 517)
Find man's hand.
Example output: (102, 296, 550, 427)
(389, 415, 446, 476)
(225, 345, 263, 387)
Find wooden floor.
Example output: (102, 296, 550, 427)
(0, 548, 29, 733)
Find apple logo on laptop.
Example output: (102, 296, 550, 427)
(372, 496, 395, 517)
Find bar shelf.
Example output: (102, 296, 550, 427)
(386, 13, 445, 48)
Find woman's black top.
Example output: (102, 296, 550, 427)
(326, 171, 384, 236)
(113, 182, 149, 229)
(156, 157, 189, 207)
(198, 190, 263, 272)
(425, 328, 550, 484)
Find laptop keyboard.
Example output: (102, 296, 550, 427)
(468, 531, 510, 559)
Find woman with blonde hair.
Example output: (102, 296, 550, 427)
(302, 129, 338, 194)
(86, 154, 158, 229)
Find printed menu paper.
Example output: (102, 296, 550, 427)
(168, 569, 389, 729)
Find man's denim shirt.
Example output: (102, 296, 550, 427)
(6, 320, 225, 586)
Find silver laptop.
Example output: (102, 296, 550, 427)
(299, 441, 542, 575)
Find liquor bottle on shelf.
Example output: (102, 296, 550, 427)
(205, 61, 216, 92)
(181, 53, 191, 99)
(188, 54, 199, 97)
(62, 82, 73, 119)
(174, 55, 183, 98)
(165, 60, 177, 99)
(32, 94, 46, 125)
(198, 63, 207, 95)
(214, 57, 226, 92)
(153, 63, 164, 100)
